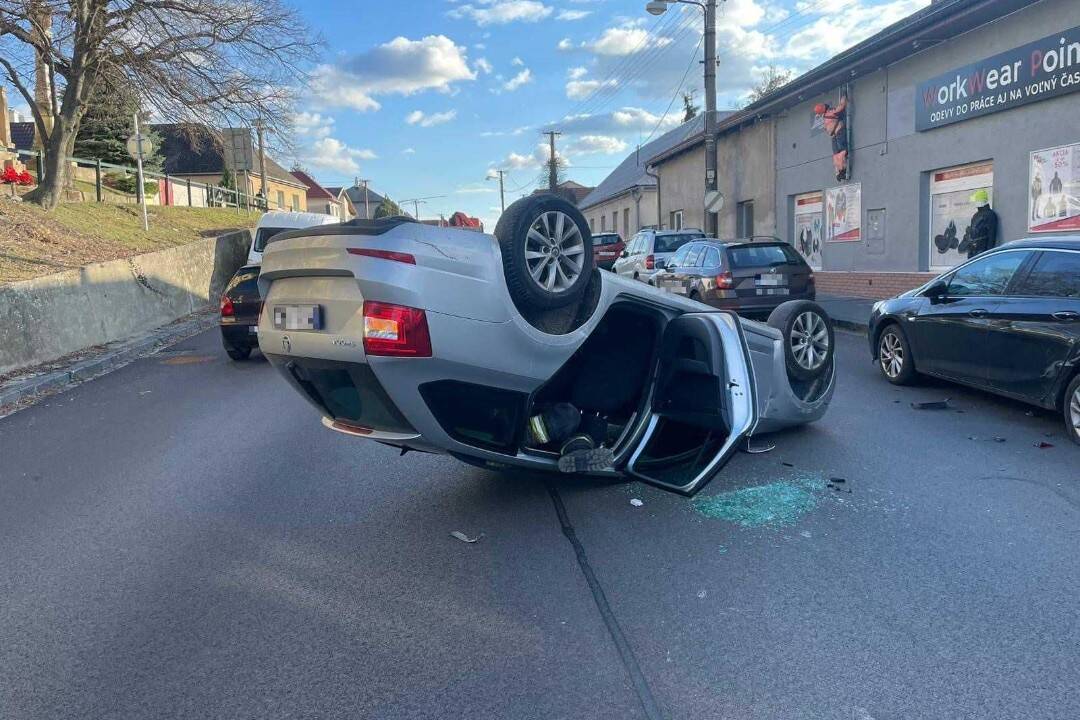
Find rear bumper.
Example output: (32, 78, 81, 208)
(703, 290, 816, 314)
(220, 322, 259, 348)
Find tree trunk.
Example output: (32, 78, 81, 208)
(24, 109, 78, 210)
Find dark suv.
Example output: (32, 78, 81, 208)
(654, 238, 815, 315)
(869, 237, 1080, 444)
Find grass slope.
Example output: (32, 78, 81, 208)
(0, 198, 258, 284)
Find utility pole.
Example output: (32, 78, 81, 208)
(255, 120, 267, 209)
(703, 0, 719, 237)
(543, 130, 561, 192)
(133, 112, 148, 231)
(489, 170, 506, 213)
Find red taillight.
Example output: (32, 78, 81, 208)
(715, 272, 734, 289)
(362, 301, 432, 357)
(645, 254, 655, 270)
(332, 419, 374, 435)
(348, 248, 416, 264)
(220, 295, 235, 317)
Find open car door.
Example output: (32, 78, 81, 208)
(626, 312, 757, 495)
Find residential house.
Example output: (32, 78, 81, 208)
(324, 186, 357, 218)
(533, 180, 594, 206)
(344, 183, 390, 220)
(153, 124, 308, 211)
(290, 169, 345, 218)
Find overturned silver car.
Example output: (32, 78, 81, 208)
(257, 195, 835, 495)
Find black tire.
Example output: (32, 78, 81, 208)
(767, 300, 834, 382)
(226, 345, 252, 361)
(1063, 374, 1080, 446)
(876, 322, 917, 385)
(494, 194, 594, 312)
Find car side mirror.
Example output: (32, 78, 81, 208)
(655, 258, 668, 270)
(620, 251, 629, 258)
(924, 279, 948, 301)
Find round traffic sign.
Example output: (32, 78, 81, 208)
(705, 190, 725, 213)
(126, 134, 153, 160)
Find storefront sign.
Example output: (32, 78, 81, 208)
(928, 161, 993, 271)
(916, 26, 1080, 131)
(1029, 143, 1080, 233)
(793, 192, 823, 269)
(825, 184, 861, 243)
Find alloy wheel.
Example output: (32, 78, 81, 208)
(790, 311, 830, 371)
(524, 211, 585, 293)
(880, 331, 904, 379)
(1070, 385, 1080, 435)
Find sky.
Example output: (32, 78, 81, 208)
(5, 0, 930, 229)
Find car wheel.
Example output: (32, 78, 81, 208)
(877, 323, 917, 385)
(226, 345, 252, 361)
(768, 300, 834, 382)
(1064, 374, 1080, 446)
(494, 194, 593, 311)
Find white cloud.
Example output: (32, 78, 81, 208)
(405, 109, 458, 127)
(782, 0, 928, 60)
(502, 68, 533, 91)
(567, 66, 588, 80)
(557, 37, 574, 51)
(559, 106, 683, 135)
(480, 125, 532, 137)
(402, 147, 416, 155)
(307, 137, 378, 175)
(474, 57, 494, 74)
(494, 142, 571, 171)
(511, 56, 525, 67)
(566, 78, 616, 100)
(311, 35, 475, 112)
(449, 1, 553, 26)
(557, 9, 591, 20)
(293, 112, 334, 139)
(568, 134, 628, 155)
(454, 183, 497, 194)
(587, 26, 671, 56)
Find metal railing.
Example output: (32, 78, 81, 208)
(14, 148, 273, 212)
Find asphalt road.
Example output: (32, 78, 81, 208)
(1, 328, 1077, 720)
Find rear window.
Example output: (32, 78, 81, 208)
(654, 233, 703, 253)
(253, 226, 292, 252)
(727, 244, 803, 269)
(594, 233, 621, 245)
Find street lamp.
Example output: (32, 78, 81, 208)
(644, 0, 719, 236)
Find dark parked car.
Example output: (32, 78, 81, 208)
(868, 238, 1080, 445)
(592, 232, 625, 270)
(219, 265, 262, 361)
(654, 238, 815, 316)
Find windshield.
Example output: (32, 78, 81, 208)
(654, 233, 703, 253)
(728, 244, 802, 269)
(253, 227, 293, 252)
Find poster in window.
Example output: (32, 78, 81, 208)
(825, 183, 861, 243)
(1030, 143, 1080, 233)
(793, 192, 823, 269)
(928, 162, 993, 271)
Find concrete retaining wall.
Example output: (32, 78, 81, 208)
(0, 231, 251, 375)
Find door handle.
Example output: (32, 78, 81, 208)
(968, 309, 988, 318)
(1052, 311, 1079, 321)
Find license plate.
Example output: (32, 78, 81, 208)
(249, 326, 259, 334)
(756, 288, 790, 296)
(273, 304, 322, 330)
(756, 273, 785, 287)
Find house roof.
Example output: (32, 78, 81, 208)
(714, 0, 1030, 134)
(343, 185, 389, 218)
(580, 114, 713, 210)
(150, 124, 305, 189)
(10, 121, 35, 152)
(534, 180, 595, 205)
(289, 169, 338, 201)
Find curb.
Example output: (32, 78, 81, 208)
(831, 318, 869, 335)
(0, 310, 218, 411)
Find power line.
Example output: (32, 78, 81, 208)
(641, 34, 704, 147)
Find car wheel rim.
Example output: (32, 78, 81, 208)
(791, 311, 829, 371)
(879, 332, 904, 378)
(524, 211, 585, 293)
(1070, 385, 1080, 434)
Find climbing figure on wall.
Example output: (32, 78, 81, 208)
(815, 91, 849, 182)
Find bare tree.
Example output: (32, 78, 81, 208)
(682, 91, 698, 122)
(743, 65, 793, 107)
(0, 0, 318, 210)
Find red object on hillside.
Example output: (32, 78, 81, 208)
(17, 170, 33, 186)
(448, 211, 483, 231)
(1, 166, 19, 184)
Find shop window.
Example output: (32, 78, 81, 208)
(792, 191, 823, 270)
(736, 201, 754, 237)
(928, 161, 993, 271)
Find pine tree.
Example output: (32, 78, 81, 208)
(74, 78, 163, 172)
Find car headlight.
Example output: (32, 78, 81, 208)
(871, 300, 885, 314)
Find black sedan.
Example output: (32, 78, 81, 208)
(219, 265, 262, 361)
(868, 237, 1080, 445)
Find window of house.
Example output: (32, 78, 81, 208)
(623, 209, 630, 237)
(670, 210, 684, 230)
(276, 190, 285, 209)
(292, 194, 300, 211)
(736, 201, 754, 238)
(589, 218, 595, 232)
(1012, 251, 1080, 298)
(601, 215, 607, 232)
(612, 212, 618, 234)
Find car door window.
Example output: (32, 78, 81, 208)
(1012, 251, 1080, 298)
(947, 251, 1030, 297)
(669, 246, 691, 267)
(703, 248, 721, 268)
(683, 245, 702, 267)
